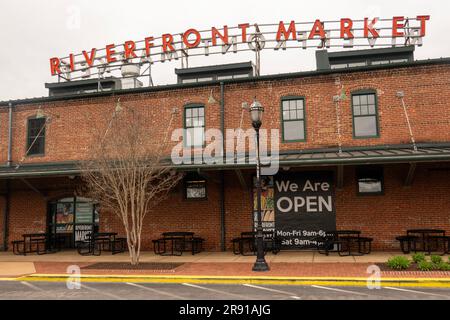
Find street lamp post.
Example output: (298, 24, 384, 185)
(249, 98, 270, 272)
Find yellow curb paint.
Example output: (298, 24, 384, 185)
(14, 275, 450, 288)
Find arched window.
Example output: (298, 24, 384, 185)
(281, 96, 306, 142)
(351, 90, 379, 138)
(184, 104, 205, 147)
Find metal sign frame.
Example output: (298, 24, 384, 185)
(49, 16, 430, 83)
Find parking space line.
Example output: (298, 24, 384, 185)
(21, 281, 45, 292)
(311, 285, 368, 296)
(80, 283, 124, 300)
(384, 287, 450, 298)
(242, 284, 301, 300)
(182, 283, 249, 299)
(126, 282, 186, 300)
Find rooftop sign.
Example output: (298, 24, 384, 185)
(49, 16, 430, 81)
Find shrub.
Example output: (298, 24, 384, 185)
(435, 262, 450, 271)
(387, 256, 411, 270)
(412, 253, 426, 264)
(431, 255, 443, 265)
(418, 260, 434, 271)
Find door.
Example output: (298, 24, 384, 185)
(48, 197, 99, 249)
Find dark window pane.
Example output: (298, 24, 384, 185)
(27, 118, 46, 155)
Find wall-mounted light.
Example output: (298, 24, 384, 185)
(396, 91, 405, 98)
(207, 89, 219, 105)
(36, 108, 46, 119)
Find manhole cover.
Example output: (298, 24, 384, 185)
(82, 262, 184, 270)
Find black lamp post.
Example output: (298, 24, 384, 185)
(249, 98, 270, 272)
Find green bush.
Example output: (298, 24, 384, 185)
(412, 253, 426, 263)
(431, 255, 443, 265)
(387, 256, 411, 270)
(418, 260, 434, 271)
(435, 262, 450, 271)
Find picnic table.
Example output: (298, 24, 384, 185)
(317, 230, 373, 256)
(231, 231, 281, 256)
(76, 232, 126, 256)
(12, 233, 47, 256)
(406, 229, 447, 255)
(152, 232, 204, 256)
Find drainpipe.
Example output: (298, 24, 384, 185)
(2, 180, 10, 251)
(7, 102, 13, 167)
(3, 103, 13, 251)
(219, 82, 226, 252)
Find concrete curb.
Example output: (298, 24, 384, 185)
(15, 274, 450, 288)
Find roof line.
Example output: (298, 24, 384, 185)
(1, 57, 450, 107)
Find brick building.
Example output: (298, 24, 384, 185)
(1, 46, 450, 252)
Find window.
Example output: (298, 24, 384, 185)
(281, 97, 306, 142)
(357, 167, 384, 195)
(184, 105, 205, 147)
(27, 118, 46, 156)
(181, 78, 197, 84)
(352, 91, 379, 138)
(197, 77, 214, 82)
(184, 174, 207, 200)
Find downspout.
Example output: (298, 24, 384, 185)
(7, 102, 13, 167)
(2, 181, 10, 251)
(3, 103, 13, 251)
(219, 82, 226, 252)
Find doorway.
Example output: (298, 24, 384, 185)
(47, 197, 99, 249)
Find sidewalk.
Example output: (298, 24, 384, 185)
(1, 251, 450, 288)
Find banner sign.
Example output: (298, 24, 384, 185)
(49, 16, 430, 81)
(274, 172, 336, 250)
(75, 224, 93, 242)
(253, 177, 276, 233)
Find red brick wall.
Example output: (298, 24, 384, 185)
(4, 164, 449, 252)
(0, 63, 449, 165)
(0, 196, 5, 249)
(336, 164, 450, 250)
(1, 62, 450, 252)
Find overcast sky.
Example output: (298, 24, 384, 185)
(0, 0, 449, 101)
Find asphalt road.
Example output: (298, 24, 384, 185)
(0, 281, 449, 300)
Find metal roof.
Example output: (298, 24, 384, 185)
(1, 144, 450, 178)
(175, 62, 253, 75)
(327, 46, 415, 59)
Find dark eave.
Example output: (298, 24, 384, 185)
(1, 57, 450, 107)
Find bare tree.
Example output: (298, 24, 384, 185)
(80, 103, 183, 265)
